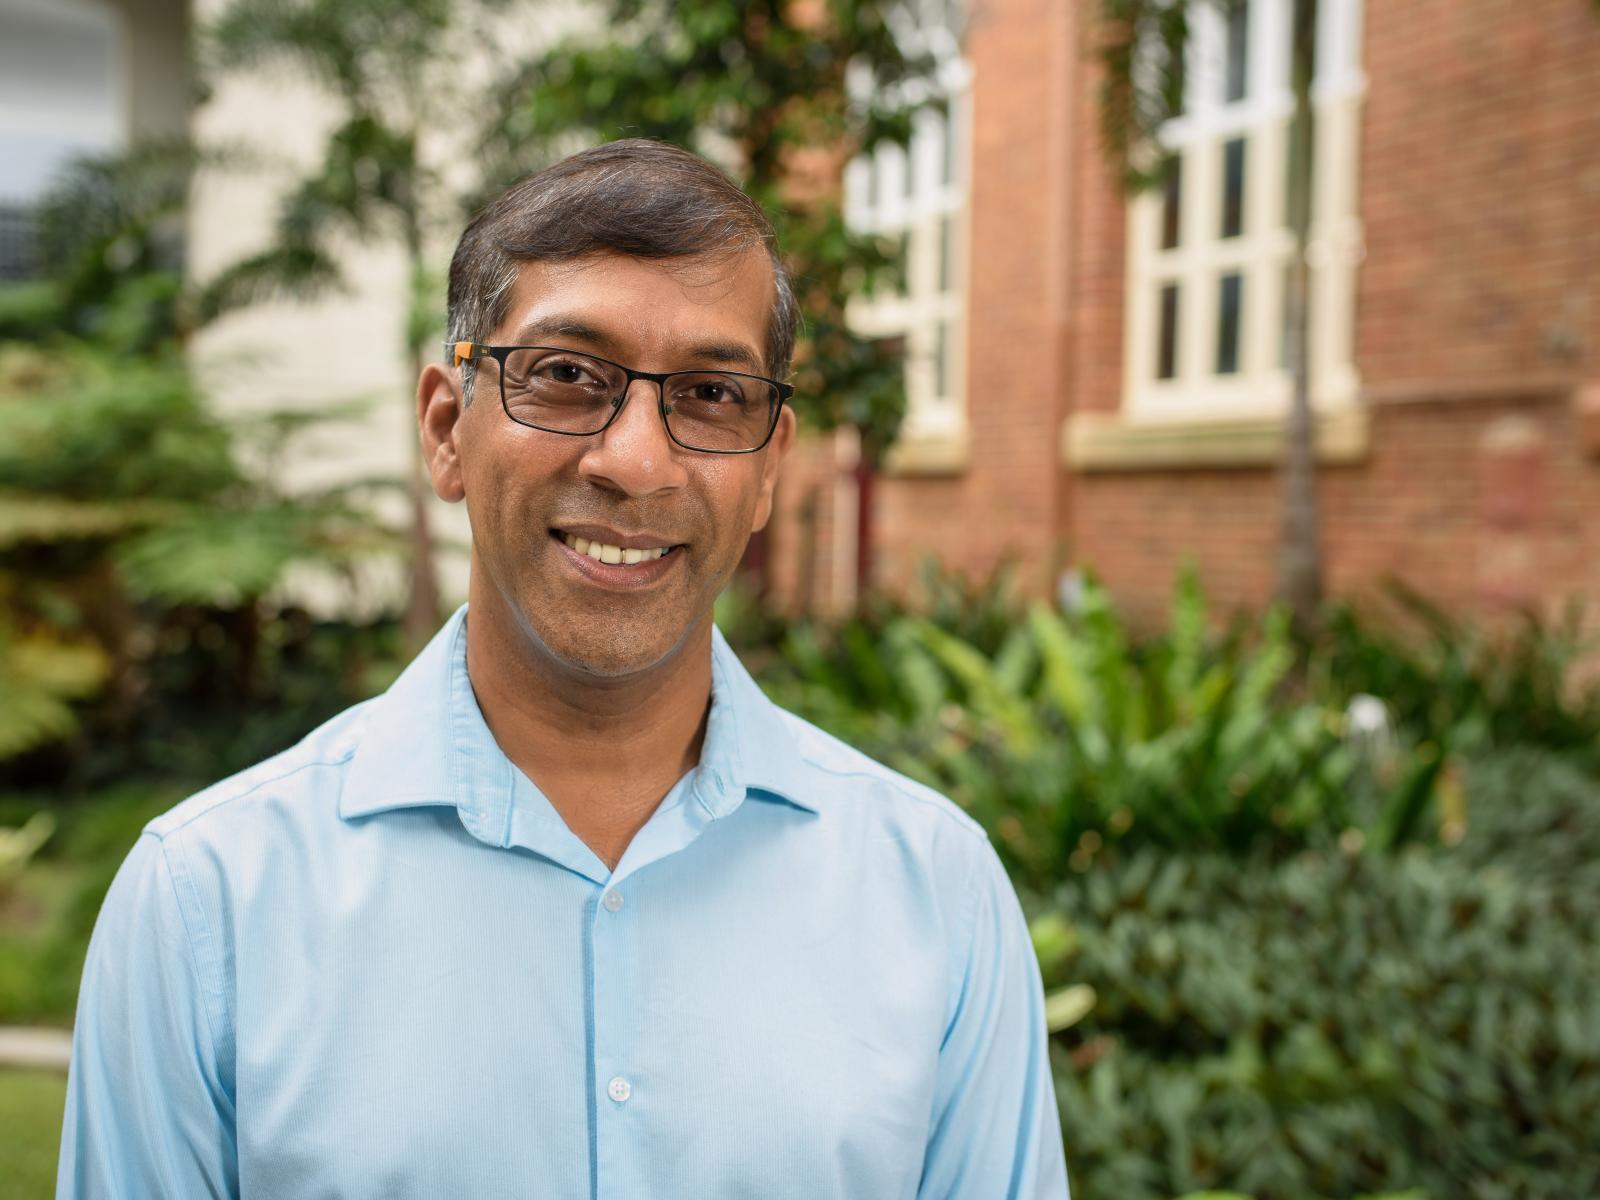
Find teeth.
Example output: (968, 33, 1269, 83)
(560, 533, 673, 565)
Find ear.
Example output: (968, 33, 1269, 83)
(418, 361, 467, 503)
(750, 405, 797, 533)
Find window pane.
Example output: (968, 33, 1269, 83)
(1157, 283, 1180, 380)
(1216, 272, 1243, 375)
(1160, 155, 1183, 250)
(938, 214, 955, 292)
(1221, 137, 1246, 238)
(934, 320, 950, 398)
(1225, 0, 1249, 103)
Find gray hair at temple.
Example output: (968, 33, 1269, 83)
(445, 139, 799, 404)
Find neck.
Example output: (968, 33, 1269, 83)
(462, 585, 714, 870)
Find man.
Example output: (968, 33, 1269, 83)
(58, 140, 1069, 1199)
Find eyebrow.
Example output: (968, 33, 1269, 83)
(510, 315, 766, 375)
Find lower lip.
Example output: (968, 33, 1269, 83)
(551, 533, 683, 590)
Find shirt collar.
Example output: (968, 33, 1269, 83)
(338, 606, 815, 832)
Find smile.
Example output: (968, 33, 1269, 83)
(558, 532, 676, 565)
(549, 527, 684, 590)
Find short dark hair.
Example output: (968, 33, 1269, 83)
(445, 139, 798, 401)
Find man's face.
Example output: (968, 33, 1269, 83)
(422, 248, 794, 681)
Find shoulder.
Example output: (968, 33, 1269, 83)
(141, 698, 375, 843)
(765, 704, 1024, 1000)
(771, 705, 993, 877)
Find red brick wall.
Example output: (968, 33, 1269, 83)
(766, 435, 844, 615)
(766, 0, 1078, 609)
(1068, 0, 1600, 625)
(1073, 394, 1600, 629)
(1359, 0, 1600, 388)
(871, 0, 1077, 598)
(766, 0, 1600, 624)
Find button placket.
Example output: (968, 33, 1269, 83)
(591, 877, 640, 1197)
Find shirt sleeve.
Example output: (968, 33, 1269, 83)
(919, 838, 1070, 1199)
(57, 831, 239, 1200)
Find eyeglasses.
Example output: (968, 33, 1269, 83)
(448, 342, 793, 454)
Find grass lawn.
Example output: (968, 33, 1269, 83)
(0, 1068, 65, 1197)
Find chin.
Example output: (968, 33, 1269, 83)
(532, 617, 687, 681)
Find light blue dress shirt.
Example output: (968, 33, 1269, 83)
(58, 606, 1068, 1198)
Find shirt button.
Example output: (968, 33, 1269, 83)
(602, 889, 624, 913)
(607, 1076, 632, 1103)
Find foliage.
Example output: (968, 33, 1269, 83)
(1042, 748, 1600, 1200)
(482, 0, 950, 460)
(197, 0, 460, 322)
(197, 0, 523, 639)
(757, 568, 1452, 895)
(1091, 0, 1190, 191)
(0, 619, 109, 765)
(109, 607, 404, 785)
(2, 140, 199, 355)
(0, 338, 401, 770)
(1319, 584, 1600, 777)
(0, 814, 55, 889)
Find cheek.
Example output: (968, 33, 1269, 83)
(695, 470, 766, 558)
(460, 423, 569, 507)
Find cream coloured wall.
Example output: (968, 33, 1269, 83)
(186, 0, 596, 615)
(186, 1, 464, 613)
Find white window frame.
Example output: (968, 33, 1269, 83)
(0, 0, 126, 202)
(1123, 0, 1366, 420)
(844, 39, 971, 446)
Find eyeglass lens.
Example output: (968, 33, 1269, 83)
(498, 347, 778, 452)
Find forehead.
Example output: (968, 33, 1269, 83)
(493, 249, 775, 369)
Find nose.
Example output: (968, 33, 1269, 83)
(576, 377, 690, 498)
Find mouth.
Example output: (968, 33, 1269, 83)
(553, 534, 678, 566)
(548, 526, 686, 589)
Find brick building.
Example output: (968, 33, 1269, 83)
(765, 0, 1600, 626)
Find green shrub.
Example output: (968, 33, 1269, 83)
(1042, 749, 1600, 1200)
(0, 339, 404, 778)
(1321, 585, 1600, 776)
(759, 570, 1448, 894)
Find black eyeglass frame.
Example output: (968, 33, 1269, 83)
(448, 341, 794, 455)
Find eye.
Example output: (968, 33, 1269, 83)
(672, 375, 749, 407)
(533, 357, 604, 387)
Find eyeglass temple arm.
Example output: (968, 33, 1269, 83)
(448, 341, 490, 368)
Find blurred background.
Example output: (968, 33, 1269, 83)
(2, 0, 1599, 1196)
